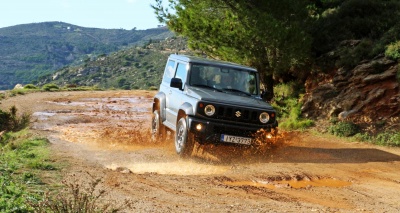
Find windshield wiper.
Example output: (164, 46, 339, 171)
(222, 88, 252, 96)
(191, 84, 223, 92)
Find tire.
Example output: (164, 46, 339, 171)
(175, 117, 195, 157)
(151, 110, 166, 142)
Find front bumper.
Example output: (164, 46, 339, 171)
(187, 115, 278, 145)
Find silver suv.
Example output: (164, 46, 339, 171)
(152, 54, 278, 157)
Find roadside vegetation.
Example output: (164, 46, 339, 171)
(271, 83, 314, 131)
(0, 84, 103, 101)
(329, 119, 400, 147)
(0, 106, 30, 132)
(0, 132, 48, 212)
(0, 106, 48, 211)
(0, 106, 132, 212)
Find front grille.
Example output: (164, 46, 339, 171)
(216, 106, 258, 122)
(197, 102, 275, 125)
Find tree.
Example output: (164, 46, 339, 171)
(152, 0, 312, 99)
(311, 0, 400, 58)
(117, 77, 127, 88)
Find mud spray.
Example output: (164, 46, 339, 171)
(40, 96, 292, 176)
(102, 127, 290, 175)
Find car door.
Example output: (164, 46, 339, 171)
(160, 59, 175, 124)
(165, 62, 188, 128)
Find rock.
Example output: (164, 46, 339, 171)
(302, 56, 399, 128)
(14, 84, 23, 89)
(362, 66, 397, 84)
(115, 167, 132, 174)
(339, 39, 361, 47)
(52, 73, 59, 80)
(353, 57, 395, 75)
(0, 131, 5, 139)
(329, 106, 343, 119)
(338, 110, 357, 120)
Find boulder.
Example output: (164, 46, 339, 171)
(14, 84, 24, 89)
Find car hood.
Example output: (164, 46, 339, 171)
(186, 87, 275, 111)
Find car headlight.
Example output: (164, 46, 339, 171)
(259, 112, 270, 123)
(204, 105, 216, 116)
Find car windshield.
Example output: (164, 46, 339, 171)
(189, 63, 258, 95)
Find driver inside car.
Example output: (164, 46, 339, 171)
(220, 74, 233, 89)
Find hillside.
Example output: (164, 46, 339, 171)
(0, 22, 173, 89)
(38, 36, 189, 90)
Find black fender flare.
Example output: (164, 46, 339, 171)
(153, 92, 166, 122)
(177, 102, 194, 125)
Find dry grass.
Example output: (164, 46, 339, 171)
(30, 173, 134, 213)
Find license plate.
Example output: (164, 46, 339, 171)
(220, 134, 252, 145)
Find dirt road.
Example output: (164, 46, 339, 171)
(2, 90, 400, 212)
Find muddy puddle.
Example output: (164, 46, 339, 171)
(47, 97, 151, 113)
(106, 161, 230, 175)
(32, 111, 57, 120)
(224, 177, 352, 189)
(34, 97, 151, 121)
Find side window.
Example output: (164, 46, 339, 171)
(162, 59, 176, 83)
(248, 73, 257, 95)
(174, 63, 188, 89)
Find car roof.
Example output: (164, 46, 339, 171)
(169, 54, 257, 72)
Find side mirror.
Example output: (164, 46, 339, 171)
(170, 78, 183, 90)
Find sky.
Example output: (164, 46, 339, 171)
(0, 0, 166, 30)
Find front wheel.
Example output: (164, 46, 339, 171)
(175, 117, 194, 157)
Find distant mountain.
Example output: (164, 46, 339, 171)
(0, 22, 173, 89)
(38, 36, 189, 90)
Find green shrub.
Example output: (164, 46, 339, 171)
(385, 41, 400, 60)
(42, 83, 59, 91)
(279, 119, 315, 130)
(0, 174, 31, 212)
(121, 85, 131, 90)
(374, 131, 400, 146)
(272, 97, 314, 130)
(271, 83, 314, 130)
(0, 106, 31, 132)
(328, 121, 360, 137)
(24, 84, 39, 89)
(353, 132, 370, 141)
(336, 39, 375, 68)
(354, 131, 400, 147)
(10, 89, 25, 96)
(149, 86, 158, 90)
(274, 82, 304, 99)
(65, 85, 103, 91)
